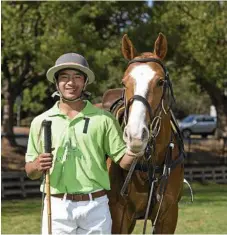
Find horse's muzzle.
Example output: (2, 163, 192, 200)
(123, 125, 149, 153)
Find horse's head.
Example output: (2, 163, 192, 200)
(122, 33, 170, 154)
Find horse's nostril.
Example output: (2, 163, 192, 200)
(129, 135, 132, 142)
(124, 128, 128, 138)
(142, 127, 148, 140)
(124, 129, 132, 142)
(123, 127, 129, 142)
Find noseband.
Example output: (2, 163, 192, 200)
(125, 95, 153, 124)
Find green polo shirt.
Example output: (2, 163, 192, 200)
(25, 101, 126, 194)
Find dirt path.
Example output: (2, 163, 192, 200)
(184, 138, 227, 165)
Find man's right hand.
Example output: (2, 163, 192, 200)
(34, 153, 53, 172)
(25, 153, 53, 180)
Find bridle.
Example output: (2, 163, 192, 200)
(121, 57, 184, 234)
(121, 57, 176, 193)
(124, 57, 175, 142)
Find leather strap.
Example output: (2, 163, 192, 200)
(51, 189, 106, 201)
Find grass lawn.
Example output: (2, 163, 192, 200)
(1, 197, 42, 234)
(134, 182, 227, 234)
(1, 182, 227, 234)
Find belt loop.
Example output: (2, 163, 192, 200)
(63, 193, 67, 202)
(89, 193, 93, 201)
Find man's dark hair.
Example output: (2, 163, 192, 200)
(54, 68, 87, 83)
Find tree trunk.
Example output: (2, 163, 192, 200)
(205, 82, 227, 139)
(2, 79, 17, 146)
(215, 97, 227, 138)
(196, 74, 227, 139)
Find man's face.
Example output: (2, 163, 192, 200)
(57, 69, 86, 100)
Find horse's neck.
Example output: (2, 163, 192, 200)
(154, 111, 172, 165)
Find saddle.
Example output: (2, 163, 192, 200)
(102, 88, 124, 110)
(102, 88, 125, 124)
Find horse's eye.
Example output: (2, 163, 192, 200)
(157, 79, 164, 87)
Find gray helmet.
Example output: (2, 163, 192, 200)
(46, 53, 95, 85)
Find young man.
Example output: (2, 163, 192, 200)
(25, 53, 145, 234)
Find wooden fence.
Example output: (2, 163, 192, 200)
(184, 165, 227, 183)
(1, 172, 41, 198)
(2, 166, 227, 198)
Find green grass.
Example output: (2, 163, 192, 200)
(133, 182, 227, 234)
(176, 182, 227, 234)
(1, 182, 227, 234)
(1, 198, 42, 234)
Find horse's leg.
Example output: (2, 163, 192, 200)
(108, 160, 135, 234)
(152, 200, 178, 234)
(128, 219, 137, 234)
(151, 165, 184, 234)
(110, 202, 135, 234)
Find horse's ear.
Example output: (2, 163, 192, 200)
(154, 33, 167, 60)
(122, 34, 137, 60)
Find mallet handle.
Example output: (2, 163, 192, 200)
(43, 120, 52, 235)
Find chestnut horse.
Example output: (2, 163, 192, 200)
(104, 33, 185, 234)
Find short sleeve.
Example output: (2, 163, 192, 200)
(25, 119, 43, 162)
(103, 113, 126, 163)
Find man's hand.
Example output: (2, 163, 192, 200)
(125, 149, 145, 158)
(119, 151, 144, 170)
(34, 153, 53, 172)
(25, 153, 53, 180)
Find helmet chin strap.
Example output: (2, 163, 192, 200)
(54, 78, 88, 103)
(61, 94, 82, 103)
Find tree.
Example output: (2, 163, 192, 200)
(2, 2, 44, 145)
(149, 2, 227, 134)
(57, 1, 151, 101)
(1, 1, 151, 146)
(1, 1, 76, 144)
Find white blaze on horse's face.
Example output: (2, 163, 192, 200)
(123, 64, 156, 153)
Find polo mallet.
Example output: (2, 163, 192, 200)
(43, 120, 52, 234)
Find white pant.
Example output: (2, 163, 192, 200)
(42, 195, 112, 234)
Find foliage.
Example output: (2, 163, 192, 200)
(1, 1, 151, 122)
(2, 1, 227, 132)
(22, 82, 54, 116)
(149, 2, 227, 121)
(171, 66, 212, 118)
